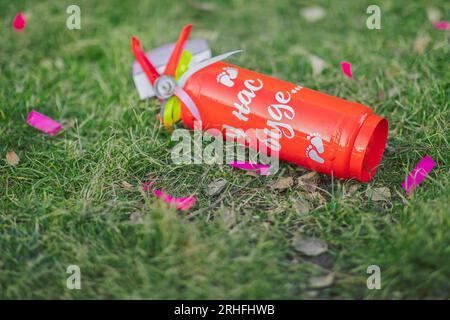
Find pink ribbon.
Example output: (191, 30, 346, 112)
(173, 86, 201, 120)
(401, 155, 436, 193)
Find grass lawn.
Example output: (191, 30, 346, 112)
(0, 0, 449, 299)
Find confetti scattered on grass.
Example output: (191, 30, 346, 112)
(402, 155, 436, 193)
(27, 110, 62, 135)
(340, 61, 353, 79)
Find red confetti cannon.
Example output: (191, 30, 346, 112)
(131, 24, 388, 182)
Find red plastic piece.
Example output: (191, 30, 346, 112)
(131, 36, 160, 85)
(164, 23, 192, 77)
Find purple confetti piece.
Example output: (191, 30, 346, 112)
(401, 155, 436, 193)
(27, 110, 62, 135)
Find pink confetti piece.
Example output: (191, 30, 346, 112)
(27, 110, 62, 135)
(433, 21, 450, 31)
(153, 189, 197, 211)
(12, 12, 26, 32)
(401, 155, 436, 193)
(340, 61, 353, 79)
(229, 161, 270, 175)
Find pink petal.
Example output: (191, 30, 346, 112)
(340, 61, 353, 79)
(12, 12, 26, 31)
(401, 155, 436, 193)
(433, 21, 450, 30)
(27, 110, 62, 135)
(229, 161, 270, 175)
(152, 189, 196, 211)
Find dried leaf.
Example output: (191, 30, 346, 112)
(207, 178, 227, 196)
(121, 181, 133, 190)
(295, 199, 310, 215)
(347, 184, 359, 196)
(297, 171, 319, 192)
(293, 236, 328, 256)
(60, 119, 75, 130)
(370, 187, 391, 202)
(413, 34, 430, 54)
(308, 273, 334, 289)
(309, 191, 326, 205)
(427, 7, 442, 23)
(129, 212, 142, 223)
(300, 6, 326, 22)
(6, 151, 20, 166)
(309, 54, 328, 75)
(272, 176, 294, 191)
(222, 208, 235, 228)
